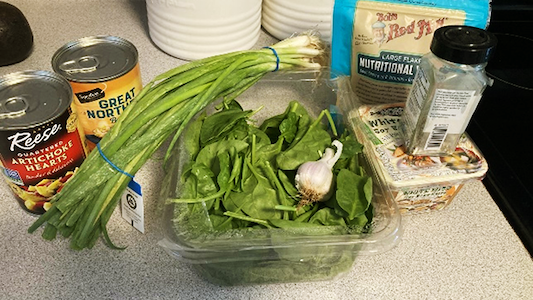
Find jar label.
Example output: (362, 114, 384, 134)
(423, 89, 478, 151)
(401, 66, 429, 136)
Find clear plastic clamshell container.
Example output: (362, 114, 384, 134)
(158, 70, 402, 285)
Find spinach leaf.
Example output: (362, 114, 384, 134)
(183, 111, 206, 160)
(260, 101, 310, 143)
(190, 163, 218, 210)
(195, 140, 248, 170)
(345, 214, 369, 228)
(335, 169, 372, 220)
(333, 134, 364, 174)
(221, 187, 240, 212)
(199, 108, 253, 146)
(256, 137, 283, 165)
(339, 134, 364, 158)
(220, 99, 244, 111)
(227, 164, 281, 220)
(227, 148, 243, 188)
(181, 174, 198, 199)
(216, 152, 231, 191)
(294, 203, 319, 222)
(190, 163, 217, 197)
(278, 111, 299, 143)
(275, 106, 338, 171)
(243, 174, 281, 220)
(276, 127, 331, 170)
(249, 126, 271, 147)
(309, 207, 347, 226)
(277, 170, 298, 199)
(287, 112, 312, 149)
(210, 214, 233, 231)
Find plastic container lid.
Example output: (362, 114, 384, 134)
(352, 103, 488, 190)
(430, 25, 497, 65)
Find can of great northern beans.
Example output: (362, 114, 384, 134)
(0, 70, 87, 214)
(52, 36, 142, 151)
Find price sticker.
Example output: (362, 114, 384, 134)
(120, 179, 144, 233)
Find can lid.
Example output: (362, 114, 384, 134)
(0, 71, 72, 130)
(430, 25, 498, 65)
(51, 36, 138, 83)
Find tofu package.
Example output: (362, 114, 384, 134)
(330, 0, 491, 105)
(346, 100, 488, 214)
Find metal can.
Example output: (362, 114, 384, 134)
(52, 35, 142, 151)
(0, 70, 87, 214)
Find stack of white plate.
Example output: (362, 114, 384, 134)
(146, 0, 262, 61)
(262, 0, 334, 43)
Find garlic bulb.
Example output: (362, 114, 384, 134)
(295, 140, 343, 206)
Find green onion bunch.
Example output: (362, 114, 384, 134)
(28, 33, 327, 250)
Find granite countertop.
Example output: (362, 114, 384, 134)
(1, 1, 532, 299)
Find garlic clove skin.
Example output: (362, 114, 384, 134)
(295, 159, 334, 204)
(295, 140, 343, 205)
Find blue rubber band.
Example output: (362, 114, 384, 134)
(263, 46, 280, 72)
(96, 143, 134, 179)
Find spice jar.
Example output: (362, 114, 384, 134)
(400, 25, 497, 156)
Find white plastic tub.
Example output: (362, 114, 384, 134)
(146, 0, 261, 60)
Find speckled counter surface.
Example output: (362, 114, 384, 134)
(1, 1, 532, 299)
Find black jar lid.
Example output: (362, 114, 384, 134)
(430, 25, 498, 65)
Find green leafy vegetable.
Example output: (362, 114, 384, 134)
(336, 169, 372, 220)
(170, 100, 373, 235)
(28, 33, 328, 250)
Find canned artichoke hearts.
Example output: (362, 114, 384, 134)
(52, 35, 142, 151)
(0, 70, 87, 214)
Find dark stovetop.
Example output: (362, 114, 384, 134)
(466, 5, 533, 256)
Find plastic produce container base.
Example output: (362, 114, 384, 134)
(158, 70, 402, 285)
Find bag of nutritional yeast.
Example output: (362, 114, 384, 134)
(331, 0, 491, 105)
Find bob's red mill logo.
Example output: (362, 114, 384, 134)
(372, 12, 447, 43)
